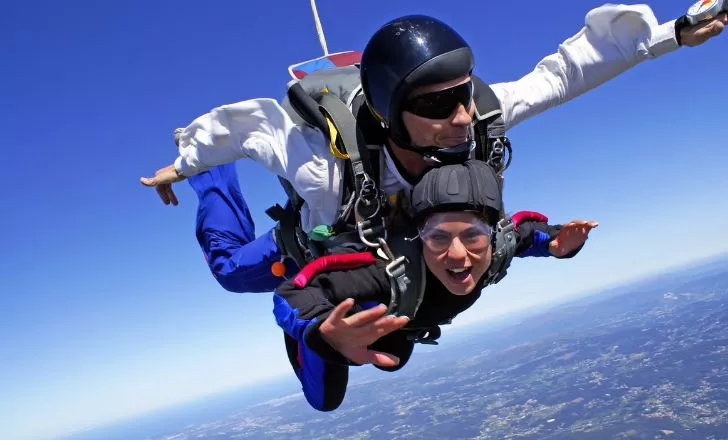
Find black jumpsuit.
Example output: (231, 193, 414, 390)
(272, 216, 580, 411)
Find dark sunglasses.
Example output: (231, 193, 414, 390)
(403, 81, 474, 120)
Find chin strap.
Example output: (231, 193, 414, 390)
(391, 131, 477, 167)
(390, 126, 477, 167)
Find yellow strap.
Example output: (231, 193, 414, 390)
(325, 115, 350, 160)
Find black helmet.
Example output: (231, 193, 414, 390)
(411, 160, 502, 227)
(360, 15, 474, 148)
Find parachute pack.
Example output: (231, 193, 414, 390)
(266, 51, 517, 343)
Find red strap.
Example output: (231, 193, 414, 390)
(293, 252, 377, 288)
(511, 211, 548, 229)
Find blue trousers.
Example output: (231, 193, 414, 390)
(188, 163, 299, 293)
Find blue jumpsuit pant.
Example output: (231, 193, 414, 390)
(188, 163, 298, 293)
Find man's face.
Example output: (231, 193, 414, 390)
(401, 75, 475, 148)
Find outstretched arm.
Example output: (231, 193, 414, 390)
(492, 4, 725, 130)
(511, 211, 598, 259)
(140, 98, 334, 206)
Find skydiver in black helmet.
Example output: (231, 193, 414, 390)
(138, 5, 725, 299)
(273, 160, 598, 411)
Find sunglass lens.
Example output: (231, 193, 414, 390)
(406, 82, 473, 119)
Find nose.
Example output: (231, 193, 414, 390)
(445, 236, 470, 261)
(450, 103, 472, 126)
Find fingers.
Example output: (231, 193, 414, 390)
(140, 165, 183, 187)
(562, 220, 599, 236)
(323, 301, 409, 356)
(346, 348, 401, 367)
(681, 13, 727, 46)
(342, 302, 388, 327)
(156, 185, 170, 205)
(552, 219, 600, 256)
(157, 184, 178, 206)
(366, 351, 401, 368)
(139, 176, 156, 187)
(167, 187, 179, 206)
(708, 20, 724, 37)
(345, 314, 409, 349)
(565, 219, 598, 228)
(366, 314, 410, 339)
(327, 298, 357, 323)
(140, 176, 179, 206)
(323, 302, 409, 348)
(696, 15, 725, 41)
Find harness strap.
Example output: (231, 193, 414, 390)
(318, 94, 372, 185)
(317, 94, 388, 249)
(471, 75, 512, 202)
(378, 233, 426, 321)
(266, 204, 311, 269)
(483, 216, 518, 285)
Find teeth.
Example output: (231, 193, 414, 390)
(449, 268, 468, 273)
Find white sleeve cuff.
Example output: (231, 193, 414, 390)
(649, 19, 680, 57)
(174, 155, 196, 177)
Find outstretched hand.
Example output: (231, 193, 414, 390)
(139, 163, 185, 206)
(549, 220, 599, 257)
(680, 12, 727, 47)
(318, 299, 410, 368)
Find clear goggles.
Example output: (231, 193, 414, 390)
(418, 216, 494, 254)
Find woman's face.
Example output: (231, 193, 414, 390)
(420, 212, 493, 296)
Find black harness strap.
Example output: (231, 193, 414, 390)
(316, 93, 388, 249)
(266, 203, 312, 269)
(471, 75, 512, 177)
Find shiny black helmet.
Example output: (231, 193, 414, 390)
(411, 160, 502, 227)
(360, 15, 474, 146)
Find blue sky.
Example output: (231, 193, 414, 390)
(2, 0, 727, 438)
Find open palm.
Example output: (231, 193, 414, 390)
(549, 220, 599, 257)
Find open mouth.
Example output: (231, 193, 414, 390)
(446, 267, 472, 283)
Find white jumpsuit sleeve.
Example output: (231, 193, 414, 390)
(173, 98, 326, 177)
(491, 4, 681, 130)
(172, 98, 341, 230)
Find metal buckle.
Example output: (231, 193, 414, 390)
(489, 136, 512, 174)
(354, 174, 386, 248)
(404, 327, 441, 345)
(378, 237, 412, 316)
(379, 237, 406, 278)
(356, 218, 386, 248)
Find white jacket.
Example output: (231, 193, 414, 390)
(173, 4, 679, 232)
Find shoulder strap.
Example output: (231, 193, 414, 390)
(471, 75, 506, 141)
(270, 71, 391, 269)
(471, 75, 513, 216)
(471, 75, 512, 170)
(317, 93, 374, 189)
(316, 93, 388, 248)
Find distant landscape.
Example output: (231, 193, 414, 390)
(63, 253, 728, 440)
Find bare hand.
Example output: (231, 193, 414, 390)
(680, 12, 727, 47)
(318, 299, 410, 367)
(139, 164, 185, 206)
(549, 220, 598, 257)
